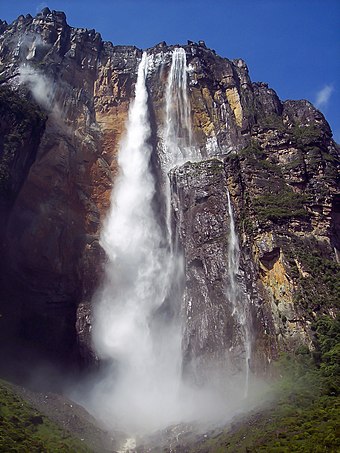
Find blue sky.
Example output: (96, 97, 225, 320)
(1, 0, 339, 142)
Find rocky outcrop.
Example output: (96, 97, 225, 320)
(0, 9, 338, 378)
(0, 86, 46, 218)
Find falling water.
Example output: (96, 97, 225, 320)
(160, 47, 200, 245)
(91, 52, 182, 433)
(87, 48, 255, 438)
(160, 47, 200, 172)
(221, 102, 228, 129)
(226, 190, 251, 397)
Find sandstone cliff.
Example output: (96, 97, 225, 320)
(0, 9, 338, 378)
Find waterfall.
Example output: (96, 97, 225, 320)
(87, 47, 254, 437)
(163, 47, 192, 169)
(160, 47, 201, 173)
(161, 47, 200, 243)
(226, 190, 251, 397)
(91, 52, 181, 433)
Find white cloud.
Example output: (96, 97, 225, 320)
(36, 3, 48, 13)
(315, 84, 334, 108)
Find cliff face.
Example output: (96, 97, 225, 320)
(0, 9, 338, 377)
(0, 9, 138, 370)
(171, 120, 339, 375)
(166, 48, 339, 371)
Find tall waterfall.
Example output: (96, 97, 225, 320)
(87, 48, 255, 437)
(226, 190, 251, 397)
(91, 52, 181, 433)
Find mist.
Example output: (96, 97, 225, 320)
(19, 65, 57, 112)
(18, 60, 91, 140)
(16, 33, 70, 124)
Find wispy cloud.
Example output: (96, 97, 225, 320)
(36, 3, 48, 13)
(315, 84, 334, 109)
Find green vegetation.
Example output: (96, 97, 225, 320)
(290, 124, 322, 146)
(238, 142, 282, 175)
(189, 316, 340, 452)
(259, 114, 285, 132)
(238, 142, 263, 159)
(282, 156, 304, 171)
(184, 226, 339, 453)
(253, 187, 309, 223)
(241, 216, 255, 236)
(285, 236, 340, 312)
(313, 316, 340, 395)
(0, 85, 46, 199)
(0, 85, 46, 130)
(0, 380, 91, 452)
(233, 144, 310, 232)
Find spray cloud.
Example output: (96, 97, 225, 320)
(19, 65, 57, 111)
(90, 52, 183, 433)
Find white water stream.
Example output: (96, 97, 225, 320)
(163, 47, 194, 170)
(226, 190, 251, 397)
(160, 47, 200, 243)
(92, 52, 181, 432)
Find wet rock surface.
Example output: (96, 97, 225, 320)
(170, 159, 249, 378)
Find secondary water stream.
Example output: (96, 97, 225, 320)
(226, 190, 251, 397)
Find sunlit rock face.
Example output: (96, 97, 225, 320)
(0, 9, 338, 377)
